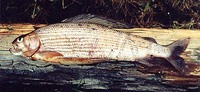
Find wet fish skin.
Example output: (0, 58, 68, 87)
(10, 23, 190, 74)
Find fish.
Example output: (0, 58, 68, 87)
(10, 23, 190, 74)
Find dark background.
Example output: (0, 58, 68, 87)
(0, 0, 199, 28)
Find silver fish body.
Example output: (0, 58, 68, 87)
(10, 23, 190, 74)
(36, 23, 170, 61)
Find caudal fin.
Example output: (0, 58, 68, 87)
(166, 37, 190, 74)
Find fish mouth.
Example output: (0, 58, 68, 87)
(9, 45, 23, 55)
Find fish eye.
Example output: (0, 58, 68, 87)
(17, 37, 23, 42)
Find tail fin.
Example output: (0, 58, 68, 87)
(166, 37, 190, 74)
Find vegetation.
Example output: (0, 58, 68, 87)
(1, 0, 200, 29)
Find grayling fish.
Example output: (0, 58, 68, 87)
(10, 23, 190, 74)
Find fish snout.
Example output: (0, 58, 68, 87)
(9, 44, 23, 55)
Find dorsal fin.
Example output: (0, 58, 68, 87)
(61, 14, 131, 29)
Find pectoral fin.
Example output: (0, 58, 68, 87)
(31, 51, 64, 61)
(56, 58, 105, 65)
(32, 51, 105, 64)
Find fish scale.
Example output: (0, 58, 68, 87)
(36, 23, 138, 60)
(36, 23, 173, 59)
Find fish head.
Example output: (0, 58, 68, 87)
(10, 32, 40, 56)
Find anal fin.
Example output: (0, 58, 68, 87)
(142, 37, 157, 43)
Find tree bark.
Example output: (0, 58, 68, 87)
(0, 24, 200, 91)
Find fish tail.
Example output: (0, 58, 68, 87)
(166, 37, 190, 74)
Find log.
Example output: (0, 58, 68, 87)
(0, 24, 200, 91)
